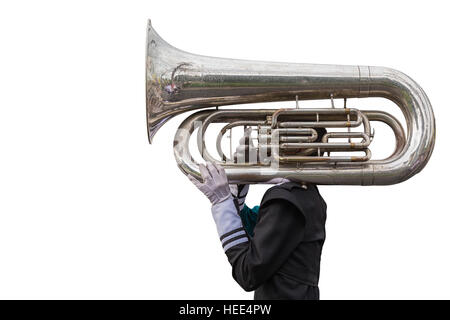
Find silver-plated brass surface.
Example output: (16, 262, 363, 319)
(146, 20, 435, 185)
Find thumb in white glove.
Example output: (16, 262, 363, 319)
(187, 162, 232, 205)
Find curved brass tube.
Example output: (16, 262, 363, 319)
(147, 20, 435, 185)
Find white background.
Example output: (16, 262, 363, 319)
(0, 0, 448, 299)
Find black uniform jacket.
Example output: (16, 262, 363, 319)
(225, 182, 327, 300)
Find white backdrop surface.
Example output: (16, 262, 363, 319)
(0, 0, 448, 299)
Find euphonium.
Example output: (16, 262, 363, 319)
(145, 20, 435, 185)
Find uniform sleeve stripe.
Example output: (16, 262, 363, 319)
(219, 227, 244, 241)
(223, 237, 248, 252)
(222, 233, 248, 248)
(221, 230, 246, 244)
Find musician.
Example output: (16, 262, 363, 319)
(188, 129, 327, 300)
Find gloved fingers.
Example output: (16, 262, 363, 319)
(212, 162, 229, 186)
(265, 177, 291, 184)
(187, 174, 202, 188)
(214, 162, 227, 178)
(188, 174, 214, 196)
(206, 162, 221, 182)
(199, 163, 212, 183)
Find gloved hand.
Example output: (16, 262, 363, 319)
(188, 162, 248, 252)
(266, 177, 291, 185)
(188, 162, 232, 205)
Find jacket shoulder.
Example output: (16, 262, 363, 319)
(261, 182, 326, 215)
(261, 183, 305, 211)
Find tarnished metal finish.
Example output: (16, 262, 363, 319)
(147, 20, 435, 185)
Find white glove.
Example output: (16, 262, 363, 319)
(266, 177, 291, 185)
(188, 162, 232, 205)
(188, 162, 248, 252)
